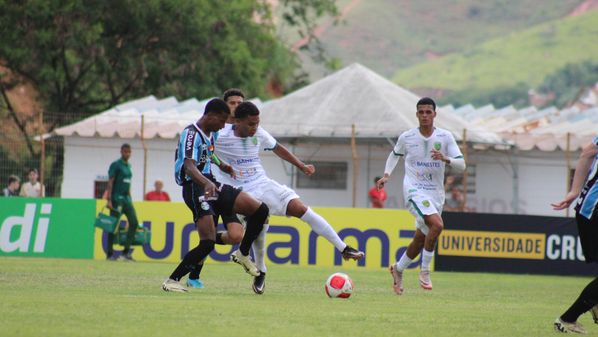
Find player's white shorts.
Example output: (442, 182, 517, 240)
(243, 178, 299, 216)
(406, 194, 443, 236)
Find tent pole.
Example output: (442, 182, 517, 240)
(351, 124, 358, 208)
(565, 132, 572, 217)
(40, 110, 45, 195)
(141, 115, 148, 198)
(460, 129, 468, 211)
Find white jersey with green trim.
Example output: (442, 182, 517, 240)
(213, 123, 277, 188)
(392, 127, 463, 206)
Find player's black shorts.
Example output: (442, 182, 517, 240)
(218, 213, 242, 230)
(576, 211, 598, 264)
(182, 180, 242, 223)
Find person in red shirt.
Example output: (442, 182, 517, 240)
(145, 179, 171, 201)
(368, 177, 387, 208)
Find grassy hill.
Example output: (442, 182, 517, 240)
(391, 10, 598, 99)
(282, 0, 583, 79)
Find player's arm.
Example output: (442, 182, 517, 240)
(431, 134, 466, 173)
(551, 140, 598, 210)
(377, 136, 404, 190)
(105, 177, 115, 209)
(272, 144, 314, 176)
(183, 158, 217, 197)
(211, 153, 235, 178)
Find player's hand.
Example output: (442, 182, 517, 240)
(551, 191, 578, 210)
(431, 149, 445, 162)
(203, 181, 217, 199)
(107, 200, 113, 210)
(222, 164, 236, 178)
(376, 176, 388, 190)
(301, 164, 315, 176)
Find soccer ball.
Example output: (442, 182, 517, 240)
(325, 272, 354, 298)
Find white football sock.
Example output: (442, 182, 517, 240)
(251, 224, 269, 273)
(395, 252, 413, 272)
(300, 207, 346, 252)
(421, 249, 434, 272)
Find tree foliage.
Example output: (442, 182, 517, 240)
(538, 60, 598, 107)
(0, 0, 337, 128)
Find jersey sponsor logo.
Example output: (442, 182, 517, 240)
(438, 230, 545, 259)
(413, 161, 441, 168)
(185, 130, 195, 152)
(416, 172, 433, 181)
(122, 178, 131, 184)
(235, 157, 259, 165)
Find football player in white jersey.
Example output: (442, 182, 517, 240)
(187, 90, 364, 294)
(377, 97, 466, 295)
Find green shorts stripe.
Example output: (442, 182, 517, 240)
(408, 199, 424, 218)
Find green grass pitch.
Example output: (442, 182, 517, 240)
(0, 257, 595, 337)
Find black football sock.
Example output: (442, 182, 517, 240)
(561, 277, 598, 322)
(169, 240, 215, 282)
(215, 231, 225, 245)
(188, 262, 204, 280)
(239, 203, 268, 255)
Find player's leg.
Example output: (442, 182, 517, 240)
(163, 214, 216, 292)
(121, 201, 139, 261)
(256, 179, 363, 261)
(286, 198, 364, 260)
(555, 277, 598, 334)
(554, 213, 598, 333)
(390, 229, 425, 295)
(251, 220, 269, 294)
(418, 212, 443, 289)
(409, 197, 442, 290)
(187, 214, 243, 288)
(162, 183, 217, 292)
(220, 221, 244, 244)
(227, 189, 268, 276)
(106, 206, 122, 260)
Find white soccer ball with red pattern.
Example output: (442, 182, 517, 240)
(325, 272, 354, 298)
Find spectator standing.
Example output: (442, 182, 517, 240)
(20, 168, 44, 197)
(444, 186, 465, 212)
(145, 179, 170, 201)
(368, 176, 387, 208)
(3, 175, 20, 197)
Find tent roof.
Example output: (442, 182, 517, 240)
(259, 63, 503, 145)
(444, 101, 597, 151)
(51, 96, 263, 139)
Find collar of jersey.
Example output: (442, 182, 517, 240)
(193, 122, 212, 141)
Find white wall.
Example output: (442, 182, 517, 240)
(62, 136, 577, 216)
(62, 136, 179, 201)
(466, 149, 573, 216)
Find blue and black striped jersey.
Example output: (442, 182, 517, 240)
(174, 123, 218, 186)
(575, 135, 598, 219)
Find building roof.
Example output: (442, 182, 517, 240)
(259, 63, 503, 144)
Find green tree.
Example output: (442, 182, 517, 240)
(538, 60, 598, 107)
(0, 0, 337, 196)
(0, 0, 337, 133)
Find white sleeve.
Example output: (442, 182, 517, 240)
(257, 127, 277, 151)
(384, 135, 404, 176)
(384, 152, 401, 176)
(446, 133, 466, 173)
